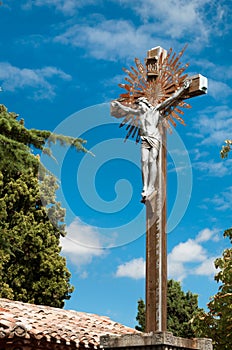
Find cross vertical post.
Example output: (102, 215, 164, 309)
(145, 47, 167, 332)
(145, 130, 167, 332)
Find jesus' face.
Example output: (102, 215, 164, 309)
(137, 98, 151, 112)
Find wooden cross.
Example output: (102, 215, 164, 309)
(145, 46, 207, 332)
(110, 45, 207, 333)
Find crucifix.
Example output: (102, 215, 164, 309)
(111, 46, 207, 333)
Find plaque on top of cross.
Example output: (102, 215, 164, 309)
(111, 45, 207, 333)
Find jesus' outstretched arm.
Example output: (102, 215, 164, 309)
(157, 79, 191, 111)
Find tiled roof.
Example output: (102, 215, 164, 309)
(0, 298, 139, 349)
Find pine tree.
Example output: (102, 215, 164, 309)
(135, 279, 201, 338)
(0, 104, 87, 307)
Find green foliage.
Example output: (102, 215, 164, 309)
(135, 299, 145, 332)
(135, 280, 201, 338)
(0, 104, 87, 177)
(193, 229, 232, 349)
(0, 104, 87, 307)
(167, 280, 201, 338)
(221, 139, 232, 158)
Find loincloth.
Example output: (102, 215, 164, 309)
(141, 136, 160, 151)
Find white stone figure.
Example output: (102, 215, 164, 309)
(111, 80, 191, 202)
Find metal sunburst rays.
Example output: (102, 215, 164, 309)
(115, 46, 191, 141)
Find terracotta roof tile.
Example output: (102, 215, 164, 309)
(0, 298, 139, 348)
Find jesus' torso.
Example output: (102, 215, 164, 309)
(139, 108, 161, 142)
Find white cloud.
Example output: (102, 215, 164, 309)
(191, 105, 232, 177)
(194, 159, 232, 177)
(79, 271, 88, 279)
(22, 0, 232, 44)
(208, 79, 232, 100)
(190, 148, 209, 161)
(115, 228, 220, 281)
(168, 239, 206, 263)
(22, 0, 232, 62)
(120, 0, 208, 40)
(192, 59, 232, 83)
(115, 258, 145, 279)
(168, 260, 187, 281)
(113, 0, 230, 44)
(196, 228, 219, 243)
(54, 20, 154, 61)
(0, 62, 71, 100)
(60, 218, 108, 266)
(22, 0, 94, 15)
(205, 186, 232, 211)
(192, 105, 232, 147)
(194, 257, 217, 276)
(168, 228, 220, 281)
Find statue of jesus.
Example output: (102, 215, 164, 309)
(111, 80, 191, 202)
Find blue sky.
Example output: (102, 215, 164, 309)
(0, 1, 232, 328)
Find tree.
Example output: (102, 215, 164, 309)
(0, 104, 87, 307)
(221, 139, 232, 158)
(135, 279, 201, 338)
(135, 299, 145, 332)
(193, 229, 232, 350)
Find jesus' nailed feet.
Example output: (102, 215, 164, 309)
(140, 189, 158, 204)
